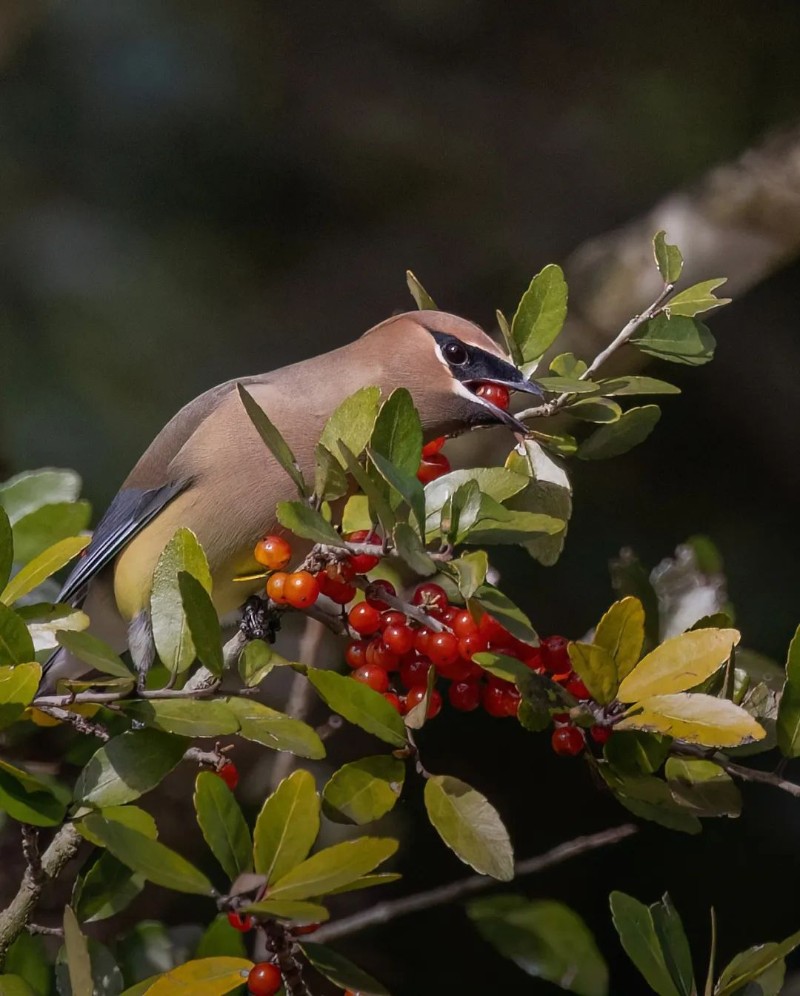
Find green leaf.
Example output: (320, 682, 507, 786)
(0, 663, 41, 730)
(664, 758, 741, 818)
(26, 605, 89, 653)
(535, 376, 599, 394)
(392, 522, 437, 576)
(225, 697, 325, 758)
(423, 468, 528, 534)
(462, 507, 565, 547)
(0, 506, 12, 593)
(314, 444, 349, 502)
(601, 768, 701, 834)
(238, 382, 308, 497)
(338, 442, 396, 534)
(550, 352, 588, 378)
(56, 630, 133, 679)
(253, 770, 320, 883)
(650, 895, 696, 996)
(473, 651, 531, 688)
(0, 535, 90, 606)
(300, 942, 389, 996)
(121, 700, 238, 738)
(0, 758, 67, 826)
(12, 501, 91, 565)
(511, 264, 568, 364)
(74, 851, 145, 923)
(150, 527, 212, 676)
(715, 930, 800, 996)
(144, 957, 254, 996)
(370, 388, 423, 488)
(666, 279, 730, 318)
(0, 975, 37, 995)
(325, 872, 401, 896)
(497, 309, 522, 365)
(577, 406, 661, 460)
(530, 429, 578, 456)
(0, 469, 81, 524)
(653, 231, 684, 284)
(447, 550, 488, 600)
(62, 907, 93, 996)
(618, 628, 740, 702)
(406, 269, 436, 310)
(75, 803, 157, 847)
(319, 386, 382, 469)
(368, 449, 426, 535)
(468, 895, 608, 996)
(178, 572, 224, 677)
(0, 603, 36, 667)
(631, 314, 716, 366)
(78, 813, 215, 895)
(567, 643, 618, 705)
(610, 891, 685, 996)
(74, 728, 189, 808)
(323, 755, 405, 825)
(604, 731, 670, 776)
(5, 932, 49, 996)
(243, 899, 329, 923)
(195, 915, 248, 959)
(276, 501, 345, 547)
(617, 693, 766, 748)
(341, 495, 373, 535)
(468, 585, 538, 646)
(505, 438, 572, 567)
(307, 668, 407, 747)
(194, 772, 252, 882)
(776, 625, 800, 756)
(595, 597, 645, 681)
(565, 398, 622, 423)
(424, 774, 513, 881)
(268, 837, 398, 900)
(599, 376, 680, 396)
(238, 640, 278, 687)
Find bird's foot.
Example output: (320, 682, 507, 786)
(240, 596, 279, 644)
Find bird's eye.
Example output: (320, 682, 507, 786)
(443, 341, 469, 365)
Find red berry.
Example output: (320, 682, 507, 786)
(366, 579, 396, 610)
(449, 680, 481, 712)
(353, 664, 390, 693)
(247, 962, 282, 996)
(551, 725, 585, 756)
(590, 725, 613, 745)
(451, 610, 478, 638)
(399, 655, 432, 689)
(317, 571, 357, 604)
(217, 762, 239, 791)
(541, 635, 570, 673)
(266, 571, 289, 605)
(415, 626, 433, 656)
(283, 571, 320, 609)
(349, 602, 382, 636)
(475, 382, 510, 410)
(383, 692, 403, 712)
(382, 624, 415, 656)
(365, 638, 399, 671)
(227, 911, 252, 932)
(458, 631, 488, 660)
(565, 676, 591, 700)
(254, 535, 292, 570)
(501, 685, 521, 717)
(428, 632, 460, 669)
(523, 647, 543, 670)
(381, 610, 407, 629)
(346, 530, 381, 573)
(481, 683, 508, 718)
(422, 436, 446, 457)
(292, 922, 321, 936)
(417, 453, 451, 484)
(412, 583, 449, 618)
(345, 641, 369, 669)
(406, 685, 442, 719)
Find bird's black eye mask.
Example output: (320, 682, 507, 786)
(427, 330, 542, 397)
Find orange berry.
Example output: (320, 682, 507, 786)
(266, 571, 289, 604)
(254, 534, 292, 570)
(283, 571, 320, 609)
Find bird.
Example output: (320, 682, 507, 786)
(41, 310, 542, 687)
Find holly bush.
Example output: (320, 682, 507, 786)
(0, 233, 796, 995)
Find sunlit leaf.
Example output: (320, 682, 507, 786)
(323, 755, 405, 825)
(194, 772, 253, 882)
(406, 269, 436, 310)
(0, 535, 90, 606)
(121, 699, 238, 738)
(599, 376, 680, 396)
(468, 585, 538, 646)
(144, 957, 253, 996)
(253, 770, 320, 883)
(631, 314, 716, 366)
(595, 597, 645, 681)
(225, 696, 325, 758)
(62, 906, 93, 996)
(617, 693, 765, 748)
(567, 643, 617, 705)
(653, 231, 684, 284)
(0, 469, 81, 524)
(665, 279, 730, 318)
(306, 668, 406, 747)
(267, 837, 398, 900)
(12, 501, 91, 565)
(511, 264, 568, 364)
(0, 663, 41, 730)
(242, 899, 329, 923)
(276, 500, 345, 547)
(618, 628, 740, 702)
(319, 386, 382, 469)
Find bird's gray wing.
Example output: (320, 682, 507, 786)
(58, 479, 191, 606)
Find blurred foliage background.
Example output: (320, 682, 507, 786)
(2, 1, 800, 992)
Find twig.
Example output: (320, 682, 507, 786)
(261, 921, 310, 996)
(0, 824, 82, 965)
(34, 706, 111, 741)
(27, 924, 63, 937)
(312, 824, 637, 944)
(674, 744, 800, 798)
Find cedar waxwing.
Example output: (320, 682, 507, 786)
(42, 310, 541, 687)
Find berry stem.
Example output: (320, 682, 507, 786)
(261, 920, 310, 996)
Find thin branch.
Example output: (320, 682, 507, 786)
(312, 824, 637, 944)
(671, 742, 800, 798)
(35, 706, 111, 741)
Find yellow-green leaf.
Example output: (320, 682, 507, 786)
(653, 231, 684, 283)
(322, 755, 405, 825)
(664, 758, 741, 818)
(617, 628, 741, 703)
(306, 668, 406, 748)
(406, 269, 436, 310)
(0, 663, 41, 730)
(617, 693, 766, 748)
(267, 837, 398, 900)
(567, 642, 618, 705)
(665, 278, 731, 318)
(511, 263, 568, 364)
(319, 385, 381, 469)
(595, 597, 645, 681)
(194, 772, 252, 882)
(253, 770, 320, 884)
(0, 535, 90, 605)
(242, 899, 329, 924)
(144, 957, 253, 995)
(62, 906, 93, 996)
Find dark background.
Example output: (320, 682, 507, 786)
(2, 1, 800, 992)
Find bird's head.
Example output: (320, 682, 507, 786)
(362, 310, 542, 436)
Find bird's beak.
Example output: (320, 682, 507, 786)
(465, 355, 543, 434)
